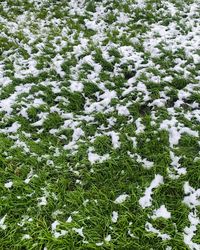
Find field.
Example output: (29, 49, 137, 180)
(0, 0, 200, 249)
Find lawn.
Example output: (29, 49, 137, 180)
(0, 0, 200, 249)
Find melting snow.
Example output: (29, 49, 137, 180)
(106, 131, 121, 149)
(4, 181, 13, 189)
(151, 205, 171, 219)
(116, 105, 130, 116)
(66, 216, 72, 223)
(145, 222, 171, 240)
(139, 175, 164, 208)
(114, 194, 129, 204)
(0, 215, 7, 230)
(73, 227, 84, 238)
(69, 80, 84, 92)
(105, 234, 111, 242)
(0, 1, 200, 248)
(88, 151, 109, 164)
(183, 210, 200, 250)
(22, 234, 31, 240)
(111, 211, 118, 223)
(183, 182, 200, 209)
(135, 118, 145, 134)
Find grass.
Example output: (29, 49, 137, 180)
(0, 0, 200, 249)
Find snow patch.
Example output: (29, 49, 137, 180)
(151, 205, 171, 219)
(0, 214, 7, 230)
(145, 222, 171, 240)
(114, 194, 129, 204)
(4, 181, 13, 189)
(111, 211, 118, 223)
(88, 150, 109, 165)
(139, 175, 164, 208)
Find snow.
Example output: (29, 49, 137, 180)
(85, 20, 100, 31)
(18, 215, 33, 227)
(129, 136, 137, 148)
(52, 210, 63, 218)
(0, 122, 21, 134)
(111, 211, 118, 223)
(83, 199, 89, 206)
(73, 227, 84, 238)
(135, 0, 146, 9)
(168, 151, 187, 179)
(167, 127, 180, 148)
(69, 80, 84, 92)
(22, 234, 31, 240)
(54, 230, 68, 238)
(105, 234, 111, 242)
(160, 118, 198, 148)
(37, 196, 47, 206)
(0, 84, 32, 116)
(135, 118, 145, 134)
(31, 114, 48, 127)
(117, 12, 130, 24)
(145, 222, 171, 240)
(183, 210, 200, 250)
(114, 194, 129, 204)
(0, 214, 7, 230)
(192, 54, 200, 64)
(0, 1, 200, 248)
(88, 151, 109, 164)
(51, 220, 68, 238)
(183, 182, 200, 249)
(139, 175, 164, 208)
(106, 131, 121, 149)
(183, 182, 200, 209)
(96, 242, 104, 246)
(51, 54, 65, 78)
(51, 220, 60, 231)
(116, 105, 130, 116)
(151, 205, 171, 219)
(24, 169, 38, 184)
(66, 216, 72, 223)
(128, 153, 154, 169)
(4, 181, 13, 189)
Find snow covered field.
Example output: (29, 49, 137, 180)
(0, 0, 200, 249)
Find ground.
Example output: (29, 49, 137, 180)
(0, 0, 200, 249)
